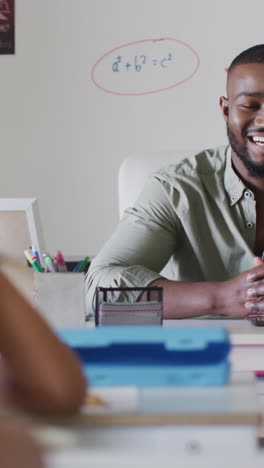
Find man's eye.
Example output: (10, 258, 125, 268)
(240, 105, 259, 109)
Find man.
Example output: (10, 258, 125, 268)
(86, 44, 264, 320)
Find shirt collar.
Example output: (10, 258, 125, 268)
(224, 145, 248, 206)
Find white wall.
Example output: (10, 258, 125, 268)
(0, 0, 263, 258)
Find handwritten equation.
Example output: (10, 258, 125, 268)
(91, 38, 200, 96)
(112, 53, 173, 73)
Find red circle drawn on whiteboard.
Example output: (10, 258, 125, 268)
(91, 37, 200, 96)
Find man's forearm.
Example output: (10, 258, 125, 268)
(147, 276, 249, 319)
(145, 278, 219, 319)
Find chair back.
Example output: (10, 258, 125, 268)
(118, 150, 198, 218)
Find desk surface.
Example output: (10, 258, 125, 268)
(25, 373, 258, 431)
(40, 320, 264, 466)
(37, 375, 262, 468)
(45, 450, 264, 468)
(45, 319, 264, 467)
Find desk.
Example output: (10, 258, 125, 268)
(163, 318, 264, 441)
(46, 450, 264, 468)
(25, 373, 260, 468)
(43, 320, 264, 467)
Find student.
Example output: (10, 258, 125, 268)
(0, 266, 87, 467)
(86, 44, 264, 321)
(0, 268, 86, 413)
(0, 420, 45, 468)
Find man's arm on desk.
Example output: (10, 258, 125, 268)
(86, 179, 264, 319)
(88, 248, 264, 320)
(147, 268, 264, 319)
(87, 242, 264, 320)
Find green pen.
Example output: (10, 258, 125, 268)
(75, 256, 90, 273)
(31, 258, 45, 273)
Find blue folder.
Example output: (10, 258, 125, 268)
(57, 326, 231, 387)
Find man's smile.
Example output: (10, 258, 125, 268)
(247, 134, 264, 146)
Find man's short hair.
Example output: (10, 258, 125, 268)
(229, 44, 264, 72)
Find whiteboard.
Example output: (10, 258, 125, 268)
(0, 0, 263, 258)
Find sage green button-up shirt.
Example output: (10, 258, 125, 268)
(85, 145, 256, 315)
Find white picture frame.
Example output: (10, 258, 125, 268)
(0, 198, 45, 267)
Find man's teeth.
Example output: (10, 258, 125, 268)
(251, 136, 264, 145)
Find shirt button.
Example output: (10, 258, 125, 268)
(245, 191, 251, 198)
(247, 222, 253, 228)
(231, 196, 236, 202)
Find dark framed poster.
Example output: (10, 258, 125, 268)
(0, 0, 14, 54)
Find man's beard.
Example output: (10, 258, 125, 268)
(227, 124, 264, 178)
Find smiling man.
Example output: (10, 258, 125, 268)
(86, 44, 264, 320)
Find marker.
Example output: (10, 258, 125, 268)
(75, 256, 90, 273)
(55, 250, 67, 272)
(31, 245, 42, 267)
(53, 258, 59, 272)
(24, 249, 44, 272)
(43, 254, 56, 272)
(31, 258, 45, 273)
(24, 249, 33, 264)
(72, 259, 83, 272)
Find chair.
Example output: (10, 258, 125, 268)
(118, 149, 199, 278)
(118, 149, 198, 218)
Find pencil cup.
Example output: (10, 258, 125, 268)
(33, 272, 86, 328)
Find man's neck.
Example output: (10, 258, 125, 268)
(231, 150, 264, 196)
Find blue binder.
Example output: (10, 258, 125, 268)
(57, 326, 231, 387)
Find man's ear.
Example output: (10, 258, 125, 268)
(219, 96, 229, 122)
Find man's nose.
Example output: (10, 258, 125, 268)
(254, 112, 264, 127)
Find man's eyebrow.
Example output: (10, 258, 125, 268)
(234, 92, 264, 99)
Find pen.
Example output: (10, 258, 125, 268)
(55, 250, 67, 272)
(72, 259, 83, 272)
(24, 250, 44, 272)
(75, 256, 90, 273)
(31, 245, 41, 266)
(24, 249, 33, 266)
(53, 258, 59, 272)
(31, 258, 45, 273)
(43, 254, 56, 272)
